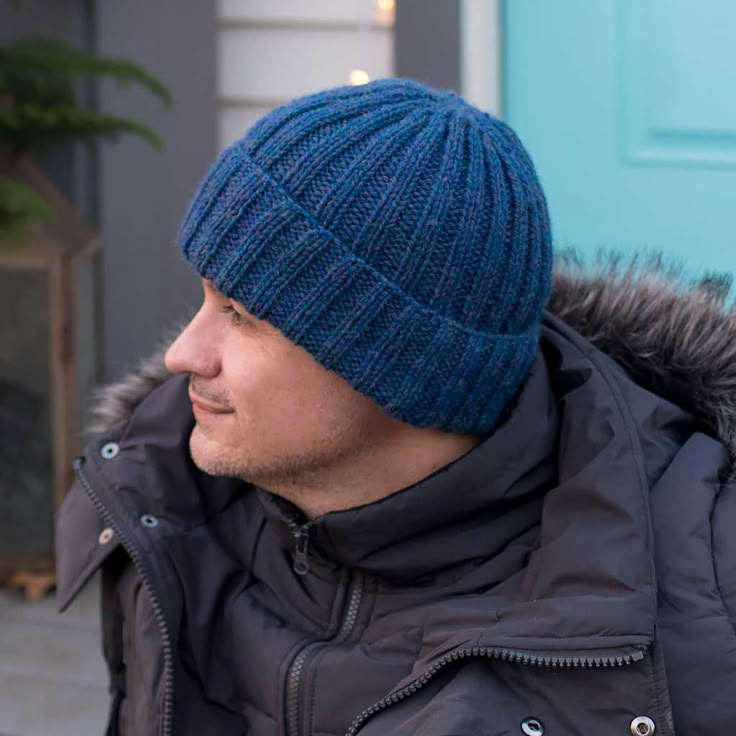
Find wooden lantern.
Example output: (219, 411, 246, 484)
(0, 146, 100, 586)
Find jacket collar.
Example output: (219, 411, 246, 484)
(254, 348, 557, 583)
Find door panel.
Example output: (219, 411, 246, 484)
(504, 0, 736, 288)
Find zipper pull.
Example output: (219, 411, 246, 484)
(292, 523, 311, 576)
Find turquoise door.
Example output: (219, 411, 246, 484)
(503, 0, 736, 290)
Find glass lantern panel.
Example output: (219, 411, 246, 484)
(0, 268, 53, 567)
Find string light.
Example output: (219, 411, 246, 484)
(349, 69, 371, 85)
(350, 1, 394, 85)
(374, 0, 395, 27)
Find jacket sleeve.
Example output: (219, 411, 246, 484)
(712, 473, 736, 633)
(649, 432, 736, 733)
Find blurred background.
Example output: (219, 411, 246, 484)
(0, 0, 734, 733)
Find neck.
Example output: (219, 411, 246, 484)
(259, 426, 485, 520)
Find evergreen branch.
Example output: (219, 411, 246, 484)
(0, 175, 54, 233)
(0, 106, 163, 150)
(0, 75, 76, 109)
(0, 37, 172, 107)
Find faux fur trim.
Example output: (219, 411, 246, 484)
(84, 249, 736, 476)
(549, 248, 736, 477)
(83, 319, 187, 438)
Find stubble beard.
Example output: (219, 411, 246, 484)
(187, 414, 378, 496)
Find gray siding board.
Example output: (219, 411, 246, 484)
(395, 0, 461, 92)
(95, 0, 216, 380)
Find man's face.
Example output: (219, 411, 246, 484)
(164, 279, 394, 489)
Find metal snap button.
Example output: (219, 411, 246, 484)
(100, 442, 120, 459)
(630, 716, 656, 736)
(521, 717, 544, 736)
(98, 527, 114, 545)
(140, 514, 159, 528)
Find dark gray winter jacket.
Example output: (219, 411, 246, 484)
(55, 256, 736, 736)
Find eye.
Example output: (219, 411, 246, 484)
(221, 304, 248, 327)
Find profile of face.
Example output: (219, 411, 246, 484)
(163, 279, 397, 491)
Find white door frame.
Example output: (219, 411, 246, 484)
(460, 0, 503, 116)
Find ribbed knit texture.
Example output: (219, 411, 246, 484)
(178, 78, 553, 435)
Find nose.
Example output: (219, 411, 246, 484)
(164, 310, 220, 378)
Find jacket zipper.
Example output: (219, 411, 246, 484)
(345, 644, 645, 736)
(73, 456, 174, 736)
(290, 521, 311, 576)
(285, 524, 365, 736)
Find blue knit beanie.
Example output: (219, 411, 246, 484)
(178, 78, 553, 435)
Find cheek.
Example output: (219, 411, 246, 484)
(223, 341, 379, 438)
(235, 367, 338, 436)
(225, 352, 306, 420)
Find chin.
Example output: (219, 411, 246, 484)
(189, 424, 258, 481)
(189, 425, 228, 475)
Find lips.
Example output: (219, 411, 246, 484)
(188, 390, 233, 414)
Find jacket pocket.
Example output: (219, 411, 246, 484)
(356, 645, 676, 736)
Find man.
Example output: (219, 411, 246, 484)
(55, 78, 736, 735)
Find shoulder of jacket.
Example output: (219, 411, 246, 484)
(547, 248, 736, 478)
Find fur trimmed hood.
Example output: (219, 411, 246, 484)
(85, 249, 736, 472)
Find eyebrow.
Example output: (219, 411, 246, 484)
(201, 278, 263, 322)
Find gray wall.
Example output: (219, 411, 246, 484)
(95, 0, 217, 380)
(395, 0, 461, 92)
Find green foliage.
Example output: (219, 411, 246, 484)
(0, 174, 53, 238)
(0, 105, 164, 150)
(0, 28, 172, 233)
(0, 36, 171, 152)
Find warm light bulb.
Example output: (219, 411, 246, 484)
(349, 69, 371, 85)
(377, 0, 394, 10)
